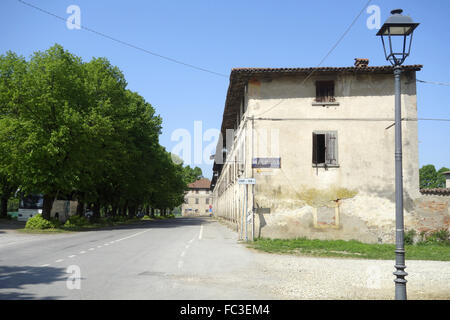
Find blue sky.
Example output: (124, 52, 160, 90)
(1, 0, 449, 178)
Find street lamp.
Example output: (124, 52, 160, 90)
(377, 9, 419, 300)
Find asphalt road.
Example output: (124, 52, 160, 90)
(1, 217, 449, 300)
(0, 217, 275, 300)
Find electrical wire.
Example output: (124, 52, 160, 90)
(417, 79, 450, 87)
(17, 0, 228, 78)
(255, 0, 372, 117)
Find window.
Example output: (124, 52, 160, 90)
(312, 131, 338, 166)
(206, 198, 209, 205)
(195, 198, 199, 204)
(315, 81, 335, 103)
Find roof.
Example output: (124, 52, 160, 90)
(420, 188, 450, 196)
(188, 178, 211, 189)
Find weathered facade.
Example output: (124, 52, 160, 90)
(182, 178, 212, 216)
(211, 60, 449, 243)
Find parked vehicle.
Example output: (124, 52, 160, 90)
(17, 194, 77, 222)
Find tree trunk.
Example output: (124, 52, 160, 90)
(128, 205, 136, 218)
(76, 201, 85, 216)
(93, 202, 100, 219)
(151, 207, 155, 217)
(0, 195, 8, 218)
(42, 194, 54, 220)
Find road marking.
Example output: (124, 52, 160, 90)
(0, 276, 11, 280)
(115, 229, 151, 242)
(180, 251, 186, 257)
(40, 264, 50, 267)
(199, 225, 203, 240)
(178, 260, 184, 269)
(88, 248, 95, 251)
(55, 259, 64, 263)
(104, 243, 109, 246)
(68, 255, 76, 258)
(188, 238, 195, 244)
(97, 245, 102, 248)
(185, 244, 190, 249)
(79, 251, 86, 254)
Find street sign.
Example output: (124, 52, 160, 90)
(252, 157, 281, 169)
(238, 178, 256, 185)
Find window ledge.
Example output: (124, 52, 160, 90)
(312, 101, 340, 107)
(313, 164, 340, 168)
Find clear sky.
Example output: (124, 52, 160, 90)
(1, 0, 449, 178)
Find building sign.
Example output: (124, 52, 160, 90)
(252, 157, 281, 169)
(238, 178, 256, 185)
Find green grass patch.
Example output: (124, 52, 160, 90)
(248, 237, 450, 261)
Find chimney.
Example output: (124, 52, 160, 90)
(354, 58, 369, 68)
(443, 171, 450, 189)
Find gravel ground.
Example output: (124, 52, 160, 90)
(246, 251, 450, 300)
(216, 219, 450, 300)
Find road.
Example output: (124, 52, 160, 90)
(0, 217, 449, 300)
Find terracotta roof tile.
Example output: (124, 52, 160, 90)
(188, 178, 211, 189)
(420, 188, 450, 196)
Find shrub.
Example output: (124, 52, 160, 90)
(417, 229, 450, 246)
(141, 215, 152, 220)
(64, 215, 89, 228)
(404, 229, 417, 245)
(25, 214, 54, 230)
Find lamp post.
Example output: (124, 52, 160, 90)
(376, 9, 419, 300)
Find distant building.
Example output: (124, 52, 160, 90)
(182, 178, 212, 216)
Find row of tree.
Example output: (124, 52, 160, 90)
(0, 44, 202, 220)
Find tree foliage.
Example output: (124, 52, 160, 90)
(419, 164, 449, 189)
(0, 44, 188, 219)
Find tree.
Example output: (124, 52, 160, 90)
(0, 51, 27, 217)
(420, 165, 450, 189)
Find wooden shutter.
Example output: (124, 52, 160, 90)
(312, 133, 318, 164)
(325, 132, 337, 165)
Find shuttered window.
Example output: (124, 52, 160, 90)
(315, 81, 335, 103)
(312, 131, 338, 166)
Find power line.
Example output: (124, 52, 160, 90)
(256, 0, 372, 117)
(17, 0, 228, 78)
(417, 79, 450, 87)
(300, 0, 373, 85)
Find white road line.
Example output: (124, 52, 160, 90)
(55, 259, 64, 263)
(178, 260, 184, 269)
(88, 248, 95, 251)
(185, 244, 190, 249)
(115, 229, 152, 242)
(40, 264, 50, 267)
(199, 225, 204, 240)
(97, 245, 102, 248)
(104, 243, 109, 246)
(79, 251, 86, 254)
(0, 276, 11, 280)
(180, 251, 186, 257)
(188, 238, 195, 244)
(68, 255, 76, 258)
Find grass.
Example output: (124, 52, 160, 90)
(248, 237, 450, 261)
(17, 214, 177, 234)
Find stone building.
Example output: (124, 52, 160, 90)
(182, 178, 212, 216)
(210, 59, 449, 243)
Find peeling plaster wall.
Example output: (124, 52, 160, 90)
(212, 72, 446, 244)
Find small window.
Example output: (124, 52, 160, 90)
(206, 198, 209, 204)
(312, 131, 338, 166)
(315, 81, 335, 103)
(195, 198, 199, 204)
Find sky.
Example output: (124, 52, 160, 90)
(1, 0, 449, 179)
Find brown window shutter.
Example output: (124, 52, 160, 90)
(312, 133, 318, 164)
